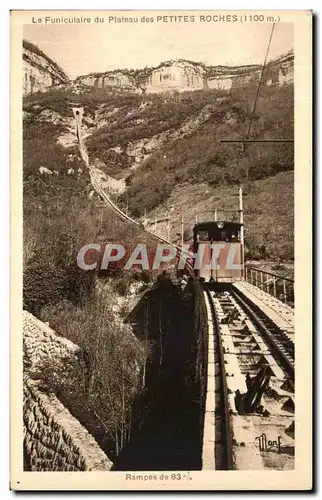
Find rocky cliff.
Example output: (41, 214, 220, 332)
(264, 51, 294, 86)
(75, 51, 294, 94)
(75, 69, 137, 92)
(23, 41, 293, 96)
(23, 40, 69, 95)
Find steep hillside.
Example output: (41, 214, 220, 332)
(122, 85, 293, 217)
(143, 171, 294, 261)
(23, 93, 154, 462)
(22, 72, 294, 468)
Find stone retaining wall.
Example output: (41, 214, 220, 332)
(23, 311, 113, 471)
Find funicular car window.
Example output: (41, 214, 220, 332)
(223, 228, 240, 242)
(197, 230, 209, 240)
(196, 225, 241, 242)
(212, 227, 240, 241)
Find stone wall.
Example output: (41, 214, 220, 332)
(23, 311, 81, 374)
(23, 311, 113, 471)
(24, 379, 113, 471)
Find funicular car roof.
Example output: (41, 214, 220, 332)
(194, 221, 243, 232)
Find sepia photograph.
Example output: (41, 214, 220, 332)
(10, 9, 312, 490)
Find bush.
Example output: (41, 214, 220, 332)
(39, 296, 145, 458)
(114, 277, 129, 296)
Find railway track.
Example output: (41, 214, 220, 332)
(202, 286, 295, 470)
(203, 289, 234, 470)
(75, 106, 294, 471)
(231, 288, 294, 379)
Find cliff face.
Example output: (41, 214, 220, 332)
(264, 51, 294, 86)
(23, 42, 293, 96)
(75, 70, 137, 92)
(23, 40, 69, 95)
(207, 68, 261, 91)
(75, 51, 294, 94)
(137, 60, 207, 93)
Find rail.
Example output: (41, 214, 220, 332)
(231, 288, 294, 380)
(245, 265, 294, 306)
(204, 289, 234, 470)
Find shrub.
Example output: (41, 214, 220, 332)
(39, 296, 145, 458)
(114, 277, 129, 296)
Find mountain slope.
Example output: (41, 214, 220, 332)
(23, 81, 294, 262)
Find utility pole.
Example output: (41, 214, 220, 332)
(239, 187, 245, 279)
(181, 213, 184, 248)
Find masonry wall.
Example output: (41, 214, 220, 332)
(24, 379, 113, 471)
(23, 311, 113, 472)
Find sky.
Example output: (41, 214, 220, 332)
(24, 19, 293, 79)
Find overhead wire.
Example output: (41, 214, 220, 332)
(243, 22, 276, 151)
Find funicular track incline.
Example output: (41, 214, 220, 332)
(202, 285, 295, 470)
(75, 109, 194, 277)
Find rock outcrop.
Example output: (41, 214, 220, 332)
(137, 59, 207, 93)
(75, 70, 137, 92)
(23, 40, 293, 96)
(75, 52, 294, 94)
(264, 51, 294, 87)
(207, 64, 261, 91)
(23, 40, 69, 95)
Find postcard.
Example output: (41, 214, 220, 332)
(10, 9, 312, 491)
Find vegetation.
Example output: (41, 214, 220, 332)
(38, 295, 144, 459)
(203, 171, 294, 261)
(86, 89, 229, 156)
(23, 120, 75, 176)
(23, 75, 294, 462)
(125, 84, 293, 216)
(23, 87, 142, 116)
(23, 117, 147, 459)
(23, 170, 96, 315)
